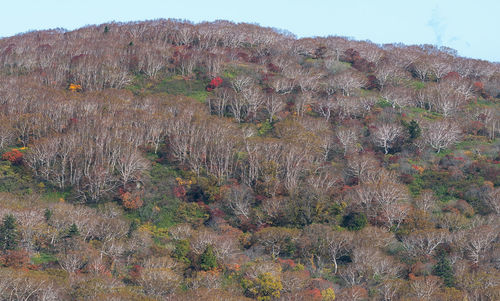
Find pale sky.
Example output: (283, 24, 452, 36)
(1, 0, 499, 62)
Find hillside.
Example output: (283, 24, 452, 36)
(0, 19, 499, 300)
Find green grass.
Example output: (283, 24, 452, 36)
(127, 74, 209, 102)
(126, 161, 209, 228)
(41, 189, 72, 203)
(406, 107, 442, 120)
(31, 252, 58, 265)
(154, 76, 205, 93)
(411, 80, 426, 90)
(187, 90, 209, 103)
(376, 97, 393, 108)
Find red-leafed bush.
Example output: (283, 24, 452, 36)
(206, 76, 223, 91)
(2, 149, 23, 164)
(118, 189, 144, 210)
(473, 81, 489, 98)
(129, 264, 143, 283)
(442, 71, 460, 81)
(342, 48, 375, 73)
(1, 249, 30, 268)
(366, 74, 380, 90)
(173, 185, 187, 199)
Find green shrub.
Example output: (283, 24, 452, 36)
(173, 239, 191, 264)
(342, 212, 367, 231)
(433, 251, 455, 287)
(0, 214, 19, 250)
(199, 245, 218, 271)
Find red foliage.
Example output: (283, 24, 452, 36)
(341, 185, 353, 192)
(119, 189, 144, 210)
(442, 71, 461, 81)
(1, 249, 30, 268)
(129, 265, 143, 283)
(303, 288, 322, 300)
(206, 76, 223, 91)
(473, 81, 484, 90)
(211, 76, 223, 87)
(209, 207, 226, 218)
(237, 52, 250, 62)
(366, 74, 380, 90)
(473, 81, 489, 98)
(2, 149, 23, 164)
(267, 63, 281, 73)
(278, 258, 296, 269)
(173, 185, 187, 199)
(342, 48, 375, 73)
(467, 120, 485, 135)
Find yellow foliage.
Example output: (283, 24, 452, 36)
(243, 272, 283, 301)
(463, 150, 473, 157)
(139, 222, 169, 238)
(176, 177, 193, 186)
(68, 83, 82, 92)
(321, 288, 335, 300)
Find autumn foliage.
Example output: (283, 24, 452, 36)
(1, 149, 23, 164)
(0, 18, 498, 301)
(68, 83, 82, 92)
(119, 189, 144, 210)
(206, 76, 223, 91)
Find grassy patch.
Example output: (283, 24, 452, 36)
(376, 97, 393, 108)
(126, 162, 208, 228)
(127, 73, 209, 102)
(406, 107, 442, 120)
(31, 252, 58, 265)
(41, 189, 72, 203)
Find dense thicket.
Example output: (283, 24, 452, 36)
(0, 19, 498, 300)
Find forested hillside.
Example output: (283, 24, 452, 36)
(0, 19, 498, 300)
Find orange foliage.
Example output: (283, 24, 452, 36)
(119, 190, 144, 210)
(2, 149, 23, 164)
(1, 249, 31, 269)
(278, 258, 296, 269)
(303, 288, 322, 300)
(68, 83, 82, 92)
(412, 164, 425, 174)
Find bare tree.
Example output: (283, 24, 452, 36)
(462, 225, 498, 264)
(228, 94, 247, 123)
(375, 62, 407, 90)
(410, 275, 442, 301)
(414, 189, 438, 213)
(484, 187, 500, 215)
(264, 94, 285, 122)
(313, 97, 336, 121)
(325, 230, 353, 274)
(208, 87, 232, 117)
(427, 82, 467, 117)
(332, 69, 367, 96)
(138, 268, 181, 297)
(225, 184, 254, 219)
(372, 123, 403, 154)
(345, 153, 379, 184)
(381, 86, 413, 109)
(116, 146, 149, 187)
(402, 229, 450, 258)
(242, 86, 264, 121)
(270, 77, 294, 95)
(336, 126, 360, 155)
(422, 120, 461, 153)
